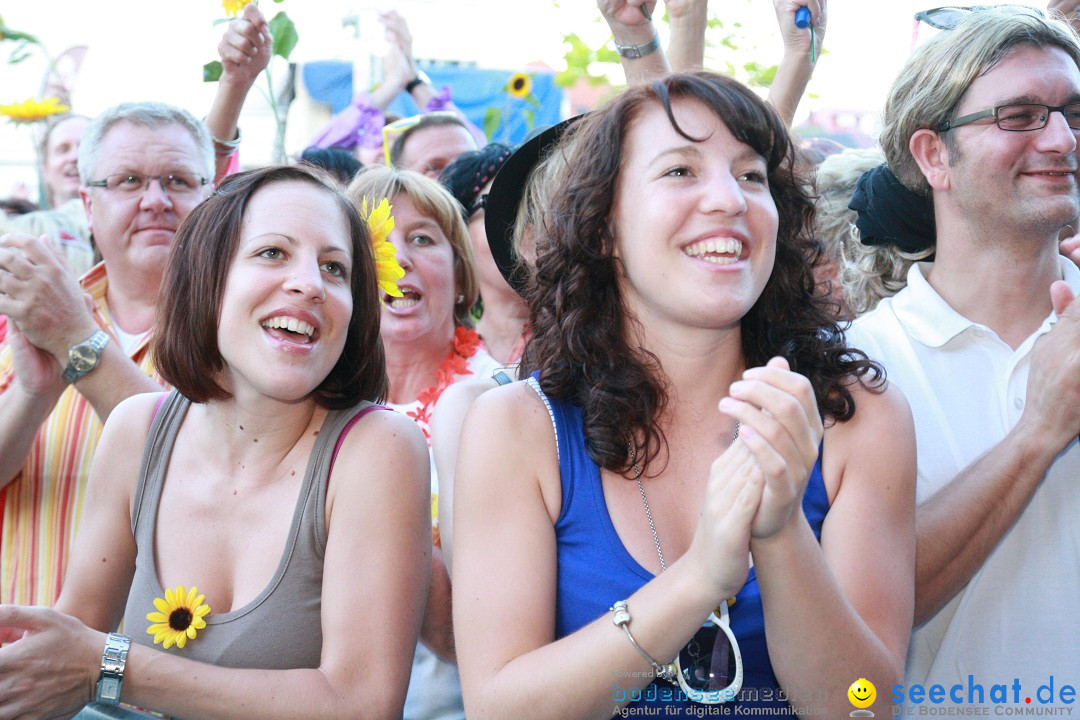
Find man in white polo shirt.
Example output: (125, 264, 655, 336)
(846, 5, 1080, 694)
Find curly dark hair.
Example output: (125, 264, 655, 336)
(521, 71, 883, 475)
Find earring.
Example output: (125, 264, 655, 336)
(456, 294, 465, 304)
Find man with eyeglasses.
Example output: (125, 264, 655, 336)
(846, 6, 1080, 696)
(0, 102, 214, 607)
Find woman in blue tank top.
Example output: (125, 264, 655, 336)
(453, 70, 916, 719)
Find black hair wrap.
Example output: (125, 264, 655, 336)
(848, 163, 936, 252)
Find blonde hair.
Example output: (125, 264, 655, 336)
(813, 148, 886, 268)
(880, 6, 1080, 196)
(512, 124, 580, 266)
(842, 237, 933, 316)
(348, 166, 480, 326)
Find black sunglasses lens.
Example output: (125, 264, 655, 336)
(679, 623, 736, 693)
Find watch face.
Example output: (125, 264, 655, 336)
(71, 344, 99, 373)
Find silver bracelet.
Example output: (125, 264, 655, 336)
(610, 600, 676, 681)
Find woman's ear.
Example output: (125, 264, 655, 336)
(910, 128, 952, 192)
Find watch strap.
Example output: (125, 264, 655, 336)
(96, 632, 131, 705)
(614, 32, 661, 59)
(405, 70, 431, 93)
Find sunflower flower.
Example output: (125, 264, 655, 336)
(0, 97, 70, 124)
(146, 585, 211, 650)
(222, 0, 253, 17)
(360, 197, 405, 298)
(507, 73, 532, 100)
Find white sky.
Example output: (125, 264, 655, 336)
(0, 0, 1045, 195)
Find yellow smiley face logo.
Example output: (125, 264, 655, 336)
(848, 678, 876, 709)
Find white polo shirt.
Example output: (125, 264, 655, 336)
(846, 258, 1080, 693)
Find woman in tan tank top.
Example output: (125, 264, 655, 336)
(0, 165, 431, 719)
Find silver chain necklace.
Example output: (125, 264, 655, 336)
(629, 421, 740, 572)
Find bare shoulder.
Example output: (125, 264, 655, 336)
(106, 391, 170, 436)
(830, 379, 912, 440)
(334, 405, 428, 469)
(823, 380, 915, 500)
(431, 375, 499, 431)
(465, 378, 555, 439)
(460, 379, 562, 519)
(436, 375, 499, 412)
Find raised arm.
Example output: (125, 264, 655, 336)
(366, 13, 415, 111)
(206, 3, 272, 182)
(454, 382, 764, 719)
(665, 0, 708, 72)
(0, 404, 431, 720)
(381, 11, 486, 145)
(767, 0, 827, 129)
(913, 282, 1080, 624)
(722, 358, 914, 716)
(599, 0, 671, 85)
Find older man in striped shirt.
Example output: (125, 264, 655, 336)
(0, 103, 213, 606)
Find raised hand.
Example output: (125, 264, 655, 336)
(598, 0, 659, 31)
(380, 11, 417, 74)
(773, 0, 827, 60)
(719, 357, 823, 539)
(218, 2, 272, 89)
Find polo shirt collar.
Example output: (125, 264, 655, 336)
(891, 262, 973, 348)
(894, 257, 1080, 348)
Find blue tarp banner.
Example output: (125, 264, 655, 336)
(302, 61, 564, 147)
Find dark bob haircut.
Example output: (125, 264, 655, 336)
(522, 71, 882, 474)
(153, 164, 388, 409)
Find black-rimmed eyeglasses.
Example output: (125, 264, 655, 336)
(936, 103, 1080, 132)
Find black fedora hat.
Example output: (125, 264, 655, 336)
(484, 116, 582, 296)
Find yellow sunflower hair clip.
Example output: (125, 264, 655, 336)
(147, 585, 211, 650)
(360, 197, 405, 299)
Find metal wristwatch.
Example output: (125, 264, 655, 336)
(62, 329, 110, 384)
(96, 632, 131, 704)
(614, 32, 661, 59)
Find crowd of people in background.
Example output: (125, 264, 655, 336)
(0, 0, 1078, 718)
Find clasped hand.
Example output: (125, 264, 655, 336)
(685, 357, 822, 600)
(0, 233, 98, 394)
(718, 356, 822, 540)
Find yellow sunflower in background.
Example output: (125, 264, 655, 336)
(0, 97, 70, 124)
(146, 585, 211, 650)
(222, 0, 253, 17)
(361, 197, 405, 298)
(507, 73, 533, 99)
